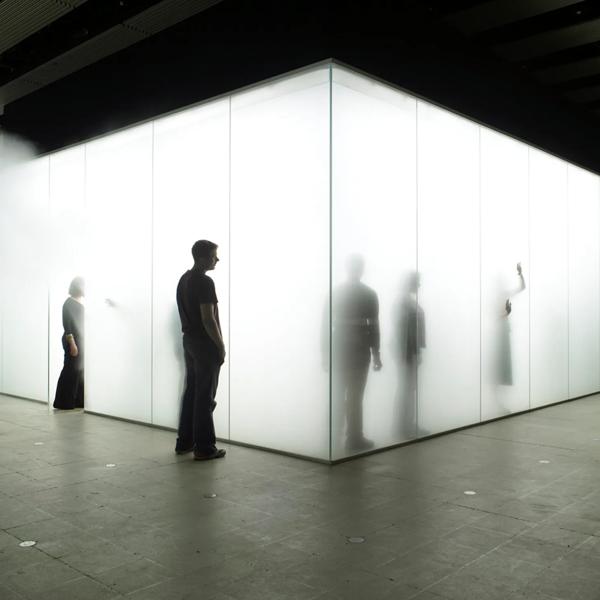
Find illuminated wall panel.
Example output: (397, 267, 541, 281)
(152, 99, 230, 433)
(416, 101, 481, 435)
(48, 147, 86, 408)
(1, 157, 49, 403)
(480, 130, 529, 420)
(568, 165, 600, 398)
(229, 69, 330, 460)
(331, 67, 417, 460)
(529, 149, 569, 408)
(1, 63, 599, 462)
(85, 124, 153, 422)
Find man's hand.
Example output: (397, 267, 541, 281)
(70, 344, 79, 357)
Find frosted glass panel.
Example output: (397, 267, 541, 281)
(417, 102, 480, 434)
(568, 165, 600, 398)
(152, 99, 230, 433)
(85, 124, 153, 422)
(48, 147, 86, 408)
(3, 62, 600, 462)
(230, 69, 330, 460)
(331, 68, 417, 459)
(480, 130, 529, 420)
(529, 149, 568, 408)
(0, 157, 49, 402)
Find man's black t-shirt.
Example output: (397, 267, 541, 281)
(176, 268, 221, 354)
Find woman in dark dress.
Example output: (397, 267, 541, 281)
(53, 277, 85, 409)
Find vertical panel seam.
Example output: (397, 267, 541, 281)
(228, 94, 232, 442)
(415, 100, 419, 440)
(150, 122, 155, 425)
(83, 143, 87, 411)
(328, 63, 333, 463)
(566, 166, 570, 400)
(478, 126, 482, 423)
(47, 156, 51, 409)
(528, 148, 531, 410)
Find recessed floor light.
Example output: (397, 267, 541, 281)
(347, 536, 365, 543)
(33, 442, 44, 446)
(538, 460, 550, 464)
(105, 463, 116, 468)
(464, 490, 477, 496)
(19, 541, 36, 547)
(203, 493, 217, 498)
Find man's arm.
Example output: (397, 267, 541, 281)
(370, 294, 382, 371)
(200, 304, 226, 360)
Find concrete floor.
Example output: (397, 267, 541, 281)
(2, 396, 600, 600)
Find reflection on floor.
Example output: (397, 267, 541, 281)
(2, 395, 600, 599)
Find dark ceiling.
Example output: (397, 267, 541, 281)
(1, 0, 600, 173)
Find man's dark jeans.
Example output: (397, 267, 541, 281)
(177, 335, 221, 454)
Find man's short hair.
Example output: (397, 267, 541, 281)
(192, 240, 218, 262)
(69, 276, 85, 297)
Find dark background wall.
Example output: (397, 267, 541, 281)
(2, 0, 599, 173)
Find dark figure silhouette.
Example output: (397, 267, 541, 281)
(331, 255, 382, 453)
(393, 271, 425, 438)
(53, 277, 85, 410)
(496, 262, 526, 387)
(175, 240, 226, 461)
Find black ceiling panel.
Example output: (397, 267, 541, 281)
(0, 0, 599, 173)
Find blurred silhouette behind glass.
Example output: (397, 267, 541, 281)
(331, 255, 382, 453)
(53, 277, 85, 409)
(393, 271, 425, 438)
(494, 263, 526, 412)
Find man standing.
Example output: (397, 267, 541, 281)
(331, 255, 381, 453)
(175, 240, 226, 460)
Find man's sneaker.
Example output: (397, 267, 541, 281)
(193, 448, 226, 461)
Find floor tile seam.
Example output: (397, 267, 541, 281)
(413, 537, 546, 598)
(512, 496, 597, 519)
(298, 565, 401, 596)
(1, 485, 63, 499)
(443, 502, 543, 528)
(0, 529, 27, 548)
(0, 419, 53, 431)
(555, 532, 596, 557)
(580, 486, 600, 502)
(1, 550, 89, 594)
(59, 520, 166, 543)
(10, 471, 105, 488)
(456, 431, 580, 452)
(445, 496, 525, 514)
(514, 468, 591, 502)
(550, 521, 600, 538)
(25, 456, 109, 469)
(419, 501, 489, 523)
(505, 526, 593, 554)
(108, 575, 175, 598)
(539, 545, 600, 576)
(4, 516, 93, 540)
(40, 572, 124, 599)
(0, 505, 56, 525)
(365, 523, 490, 563)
